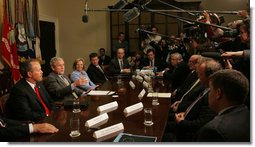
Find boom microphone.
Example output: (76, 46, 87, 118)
(82, 0, 88, 23)
(201, 52, 223, 60)
(123, 7, 140, 22)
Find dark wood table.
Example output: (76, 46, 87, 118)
(19, 77, 171, 142)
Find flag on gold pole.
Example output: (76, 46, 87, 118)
(1, 0, 21, 83)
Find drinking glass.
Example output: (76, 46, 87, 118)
(69, 114, 81, 137)
(143, 108, 153, 126)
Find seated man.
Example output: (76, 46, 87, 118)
(70, 58, 97, 91)
(163, 58, 222, 142)
(141, 49, 166, 71)
(7, 59, 55, 122)
(159, 52, 190, 91)
(197, 69, 250, 142)
(108, 48, 131, 76)
(44, 57, 87, 102)
(87, 53, 108, 84)
(0, 109, 58, 141)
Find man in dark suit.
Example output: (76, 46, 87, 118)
(158, 52, 190, 91)
(108, 48, 131, 76)
(163, 58, 222, 142)
(142, 49, 166, 71)
(87, 53, 108, 84)
(7, 59, 55, 122)
(0, 109, 58, 141)
(98, 48, 111, 65)
(197, 69, 250, 142)
(172, 55, 201, 101)
(44, 57, 87, 102)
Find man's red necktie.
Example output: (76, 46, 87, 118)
(34, 86, 50, 116)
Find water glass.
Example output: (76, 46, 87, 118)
(144, 108, 153, 126)
(69, 114, 81, 137)
(117, 75, 122, 84)
(72, 98, 81, 113)
(152, 92, 159, 106)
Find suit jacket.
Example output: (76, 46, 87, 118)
(175, 91, 216, 141)
(108, 58, 130, 75)
(44, 72, 83, 102)
(7, 79, 54, 122)
(163, 61, 190, 90)
(141, 57, 166, 71)
(99, 55, 111, 65)
(87, 64, 107, 84)
(174, 71, 199, 101)
(0, 110, 30, 141)
(176, 82, 205, 112)
(197, 105, 250, 142)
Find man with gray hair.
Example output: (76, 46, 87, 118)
(44, 57, 87, 102)
(159, 52, 190, 90)
(163, 58, 222, 142)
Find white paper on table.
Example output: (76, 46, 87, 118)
(147, 93, 171, 98)
(93, 123, 124, 141)
(88, 90, 115, 96)
(85, 113, 109, 128)
(97, 101, 118, 114)
(123, 102, 143, 117)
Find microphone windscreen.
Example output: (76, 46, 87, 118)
(82, 15, 88, 23)
(123, 7, 140, 22)
(113, 0, 127, 9)
(201, 52, 222, 60)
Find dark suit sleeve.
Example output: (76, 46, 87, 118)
(0, 123, 29, 141)
(8, 86, 46, 122)
(177, 105, 215, 132)
(108, 59, 121, 75)
(44, 75, 73, 100)
(197, 126, 224, 142)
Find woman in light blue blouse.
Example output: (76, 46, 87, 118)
(70, 58, 97, 91)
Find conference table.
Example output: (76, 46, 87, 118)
(18, 76, 172, 142)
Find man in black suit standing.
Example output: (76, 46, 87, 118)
(44, 57, 87, 102)
(197, 69, 250, 142)
(87, 53, 108, 84)
(98, 48, 111, 65)
(108, 48, 131, 76)
(7, 59, 55, 122)
(0, 109, 58, 141)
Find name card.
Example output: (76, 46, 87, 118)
(136, 75, 143, 83)
(138, 89, 146, 99)
(147, 93, 172, 98)
(123, 102, 143, 117)
(143, 81, 149, 89)
(97, 101, 118, 115)
(129, 81, 135, 89)
(85, 113, 109, 128)
(93, 123, 124, 141)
